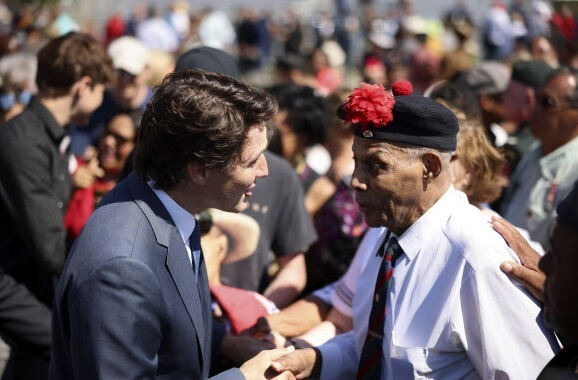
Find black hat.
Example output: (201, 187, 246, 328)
(175, 46, 241, 79)
(338, 81, 459, 151)
(557, 181, 578, 231)
(511, 60, 553, 89)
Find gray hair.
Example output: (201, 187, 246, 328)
(385, 141, 453, 167)
(0, 52, 37, 92)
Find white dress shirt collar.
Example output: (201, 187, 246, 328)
(397, 185, 458, 262)
(147, 182, 196, 249)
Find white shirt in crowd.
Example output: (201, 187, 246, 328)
(318, 186, 559, 379)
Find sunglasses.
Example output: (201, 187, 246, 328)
(102, 129, 134, 146)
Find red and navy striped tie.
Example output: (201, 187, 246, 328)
(356, 236, 403, 380)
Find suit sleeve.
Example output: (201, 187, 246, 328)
(0, 139, 67, 275)
(0, 269, 51, 356)
(68, 258, 166, 379)
(458, 265, 558, 379)
(318, 330, 358, 380)
(209, 368, 245, 380)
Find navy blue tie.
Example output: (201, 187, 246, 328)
(189, 221, 202, 278)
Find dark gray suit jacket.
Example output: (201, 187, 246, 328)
(49, 173, 243, 379)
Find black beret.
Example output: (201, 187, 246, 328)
(338, 82, 459, 151)
(511, 60, 554, 89)
(556, 181, 578, 231)
(175, 46, 241, 79)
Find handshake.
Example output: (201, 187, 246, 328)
(225, 317, 321, 380)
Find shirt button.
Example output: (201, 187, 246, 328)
(375, 294, 379, 303)
(57, 201, 63, 209)
(59, 173, 65, 181)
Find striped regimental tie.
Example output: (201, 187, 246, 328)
(356, 236, 404, 380)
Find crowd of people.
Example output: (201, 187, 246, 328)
(0, 0, 576, 379)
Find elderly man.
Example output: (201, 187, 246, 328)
(500, 67, 578, 249)
(271, 82, 558, 379)
(50, 70, 295, 379)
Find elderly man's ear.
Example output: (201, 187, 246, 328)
(421, 152, 443, 182)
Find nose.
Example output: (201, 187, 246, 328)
(255, 154, 268, 178)
(350, 173, 367, 191)
(103, 134, 116, 148)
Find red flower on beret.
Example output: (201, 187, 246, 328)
(342, 83, 395, 132)
(391, 80, 413, 96)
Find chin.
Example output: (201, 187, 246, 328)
(229, 197, 248, 213)
(362, 213, 384, 228)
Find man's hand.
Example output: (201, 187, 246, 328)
(492, 216, 545, 301)
(240, 346, 297, 380)
(271, 347, 319, 380)
(221, 333, 276, 366)
(73, 157, 104, 189)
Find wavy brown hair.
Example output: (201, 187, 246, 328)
(456, 121, 506, 204)
(134, 69, 278, 190)
(36, 32, 114, 97)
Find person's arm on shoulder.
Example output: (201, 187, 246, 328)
(67, 258, 165, 379)
(264, 252, 307, 309)
(492, 216, 545, 301)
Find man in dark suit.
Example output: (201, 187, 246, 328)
(50, 69, 295, 379)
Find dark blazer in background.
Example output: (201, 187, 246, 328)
(0, 97, 71, 306)
(49, 173, 243, 379)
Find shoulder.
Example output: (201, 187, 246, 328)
(0, 109, 41, 142)
(443, 203, 517, 272)
(69, 184, 156, 274)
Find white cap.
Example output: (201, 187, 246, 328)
(108, 36, 149, 76)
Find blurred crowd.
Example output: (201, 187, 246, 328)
(0, 0, 576, 378)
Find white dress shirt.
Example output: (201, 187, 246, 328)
(319, 186, 559, 380)
(148, 183, 196, 266)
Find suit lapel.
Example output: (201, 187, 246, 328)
(125, 173, 207, 364)
(166, 229, 207, 364)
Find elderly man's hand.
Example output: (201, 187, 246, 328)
(492, 216, 545, 301)
(240, 346, 296, 380)
(271, 348, 319, 379)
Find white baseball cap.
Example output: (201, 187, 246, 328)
(108, 36, 149, 76)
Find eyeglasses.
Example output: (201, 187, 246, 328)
(102, 129, 134, 146)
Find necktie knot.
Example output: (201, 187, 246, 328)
(385, 237, 403, 265)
